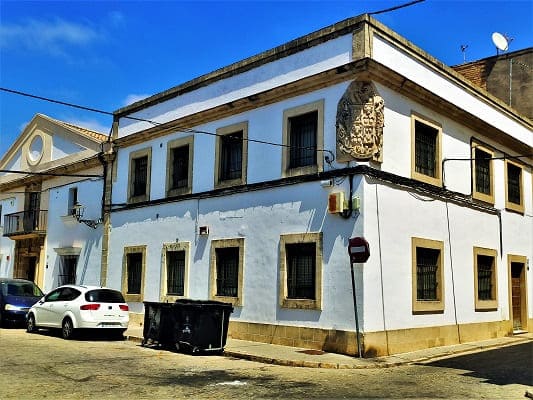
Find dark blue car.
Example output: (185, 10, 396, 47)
(0, 278, 44, 327)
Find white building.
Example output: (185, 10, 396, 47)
(0, 114, 108, 291)
(106, 15, 531, 356)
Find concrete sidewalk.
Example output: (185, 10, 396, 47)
(125, 326, 532, 369)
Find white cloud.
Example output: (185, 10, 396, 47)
(123, 94, 151, 107)
(0, 17, 100, 56)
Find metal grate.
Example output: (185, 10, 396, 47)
(287, 243, 316, 300)
(215, 247, 239, 297)
(127, 253, 143, 294)
(219, 131, 243, 181)
(477, 255, 494, 300)
(414, 121, 438, 178)
(58, 255, 78, 286)
(166, 250, 185, 296)
(474, 148, 491, 195)
(132, 156, 148, 197)
(416, 247, 439, 301)
(289, 111, 317, 169)
(171, 145, 189, 189)
(507, 163, 522, 205)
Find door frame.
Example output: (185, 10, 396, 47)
(507, 254, 528, 333)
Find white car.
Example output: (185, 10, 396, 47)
(26, 285, 129, 339)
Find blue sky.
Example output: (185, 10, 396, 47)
(1, 0, 531, 157)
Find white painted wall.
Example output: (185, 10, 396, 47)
(0, 197, 18, 277)
(51, 134, 84, 161)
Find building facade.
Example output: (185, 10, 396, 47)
(0, 114, 108, 291)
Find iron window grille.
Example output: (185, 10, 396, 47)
(414, 121, 438, 178)
(416, 247, 440, 301)
(288, 111, 317, 169)
(219, 131, 243, 181)
(132, 156, 148, 197)
(474, 148, 491, 195)
(215, 247, 239, 297)
(166, 250, 185, 296)
(286, 243, 316, 300)
(170, 145, 189, 190)
(507, 163, 522, 205)
(477, 255, 494, 300)
(127, 252, 143, 294)
(58, 255, 78, 286)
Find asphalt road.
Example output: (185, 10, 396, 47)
(0, 328, 531, 399)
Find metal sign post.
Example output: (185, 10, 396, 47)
(347, 237, 370, 358)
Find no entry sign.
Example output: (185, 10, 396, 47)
(348, 237, 370, 264)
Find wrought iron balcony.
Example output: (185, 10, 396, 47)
(2, 210, 48, 238)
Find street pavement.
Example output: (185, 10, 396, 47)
(125, 326, 533, 369)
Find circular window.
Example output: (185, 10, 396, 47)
(28, 135, 44, 164)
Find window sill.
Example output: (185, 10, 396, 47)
(212, 295, 242, 307)
(475, 299, 498, 311)
(124, 293, 143, 303)
(281, 298, 321, 310)
(412, 300, 444, 314)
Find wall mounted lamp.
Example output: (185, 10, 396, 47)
(72, 202, 102, 229)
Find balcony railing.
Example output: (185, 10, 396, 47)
(3, 210, 48, 237)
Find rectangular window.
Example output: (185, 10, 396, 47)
(472, 144, 494, 204)
(279, 232, 323, 310)
(411, 114, 442, 186)
(474, 247, 498, 311)
(68, 187, 78, 216)
(286, 243, 316, 300)
(282, 100, 324, 177)
(505, 160, 523, 213)
(128, 148, 151, 203)
(215, 247, 239, 298)
(289, 111, 317, 169)
(166, 137, 193, 197)
(209, 238, 244, 306)
(412, 237, 444, 313)
(127, 253, 143, 294)
(171, 146, 189, 190)
(215, 122, 248, 189)
(58, 255, 78, 286)
(166, 250, 185, 296)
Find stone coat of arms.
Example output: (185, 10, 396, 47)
(336, 81, 384, 163)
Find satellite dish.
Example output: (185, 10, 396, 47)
(492, 32, 509, 52)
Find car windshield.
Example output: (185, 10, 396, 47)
(85, 289, 125, 303)
(4, 281, 43, 297)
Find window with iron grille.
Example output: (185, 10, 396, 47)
(132, 156, 148, 197)
(286, 243, 316, 300)
(414, 120, 438, 178)
(477, 254, 494, 300)
(215, 247, 239, 297)
(127, 252, 143, 294)
(474, 148, 491, 195)
(170, 145, 189, 190)
(58, 255, 78, 286)
(166, 250, 185, 296)
(507, 163, 522, 205)
(416, 247, 440, 301)
(289, 111, 317, 169)
(219, 131, 243, 181)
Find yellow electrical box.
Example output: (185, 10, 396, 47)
(328, 192, 345, 214)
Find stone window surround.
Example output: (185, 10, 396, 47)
(473, 246, 498, 311)
(504, 159, 524, 214)
(121, 245, 147, 303)
(411, 237, 445, 314)
(279, 232, 323, 310)
(282, 99, 324, 178)
(471, 141, 495, 205)
(160, 242, 190, 302)
(166, 136, 194, 197)
(214, 121, 248, 189)
(410, 112, 443, 187)
(127, 147, 152, 204)
(209, 238, 245, 307)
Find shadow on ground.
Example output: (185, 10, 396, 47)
(425, 342, 533, 386)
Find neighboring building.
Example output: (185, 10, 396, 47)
(105, 14, 532, 356)
(453, 48, 533, 120)
(0, 114, 108, 291)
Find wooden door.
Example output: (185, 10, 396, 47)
(511, 262, 524, 331)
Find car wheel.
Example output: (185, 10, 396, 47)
(27, 314, 37, 333)
(62, 318, 75, 340)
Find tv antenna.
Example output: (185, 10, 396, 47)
(460, 44, 469, 63)
(491, 32, 511, 55)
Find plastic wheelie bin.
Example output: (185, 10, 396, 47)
(142, 302, 177, 347)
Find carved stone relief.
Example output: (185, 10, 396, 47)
(336, 81, 384, 163)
